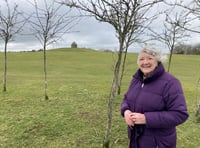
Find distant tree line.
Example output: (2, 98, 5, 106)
(173, 43, 200, 55)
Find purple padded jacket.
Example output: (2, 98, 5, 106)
(121, 63, 189, 148)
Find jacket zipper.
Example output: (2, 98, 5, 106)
(133, 81, 144, 111)
(141, 83, 144, 88)
(131, 81, 144, 148)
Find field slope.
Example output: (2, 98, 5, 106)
(0, 48, 200, 148)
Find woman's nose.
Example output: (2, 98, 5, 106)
(143, 58, 149, 64)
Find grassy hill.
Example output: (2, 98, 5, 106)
(0, 48, 200, 147)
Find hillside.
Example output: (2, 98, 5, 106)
(0, 48, 200, 147)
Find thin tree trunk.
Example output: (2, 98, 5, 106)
(103, 48, 123, 148)
(118, 47, 128, 95)
(43, 43, 48, 100)
(167, 50, 173, 72)
(3, 40, 8, 92)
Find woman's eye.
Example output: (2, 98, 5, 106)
(139, 58, 144, 61)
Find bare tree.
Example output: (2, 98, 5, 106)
(60, 0, 163, 147)
(0, 0, 26, 91)
(28, 0, 79, 100)
(164, 0, 200, 118)
(183, 0, 200, 120)
(148, 4, 191, 72)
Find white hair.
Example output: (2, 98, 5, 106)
(137, 46, 168, 65)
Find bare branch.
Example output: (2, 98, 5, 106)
(166, 0, 200, 34)
(29, 0, 79, 47)
(0, 1, 26, 42)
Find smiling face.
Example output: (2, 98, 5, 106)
(138, 52, 158, 76)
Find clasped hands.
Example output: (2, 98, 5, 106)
(124, 110, 146, 126)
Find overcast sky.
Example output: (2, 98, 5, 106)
(0, 0, 200, 53)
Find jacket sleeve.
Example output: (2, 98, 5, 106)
(144, 78, 189, 128)
(121, 94, 130, 117)
(121, 79, 135, 117)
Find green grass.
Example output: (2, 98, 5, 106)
(0, 48, 200, 148)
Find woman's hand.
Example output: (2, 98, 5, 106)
(124, 110, 135, 126)
(131, 113, 146, 125)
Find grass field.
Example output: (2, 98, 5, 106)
(0, 48, 200, 148)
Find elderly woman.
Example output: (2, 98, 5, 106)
(121, 46, 189, 148)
